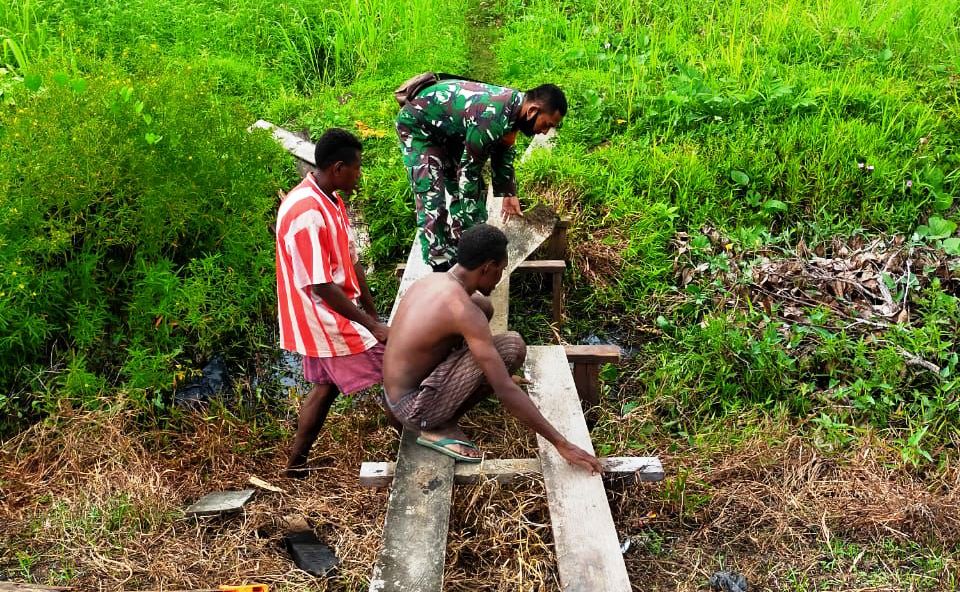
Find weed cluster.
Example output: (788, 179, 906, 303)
(0, 63, 293, 428)
(494, 0, 959, 463)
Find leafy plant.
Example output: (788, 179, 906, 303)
(0, 62, 293, 423)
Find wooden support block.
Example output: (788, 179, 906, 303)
(369, 431, 455, 592)
(360, 456, 665, 488)
(572, 362, 600, 407)
(563, 344, 621, 364)
(525, 345, 631, 591)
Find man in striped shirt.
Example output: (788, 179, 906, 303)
(276, 128, 389, 477)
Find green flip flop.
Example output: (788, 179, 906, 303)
(415, 437, 483, 463)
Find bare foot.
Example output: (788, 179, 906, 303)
(417, 425, 482, 459)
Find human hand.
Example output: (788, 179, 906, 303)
(501, 196, 523, 221)
(371, 322, 390, 343)
(557, 441, 603, 475)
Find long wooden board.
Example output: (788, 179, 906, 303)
(249, 120, 315, 164)
(524, 345, 632, 591)
(388, 231, 432, 322)
(360, 456, 665, 487)
(371, 190, 556, 592)
(374, 242, 448, 592)
(369, 430, 455, 592)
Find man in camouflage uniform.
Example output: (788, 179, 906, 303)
(396, 80, 567, 271)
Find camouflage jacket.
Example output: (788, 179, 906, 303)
(400, 80, 523, 201)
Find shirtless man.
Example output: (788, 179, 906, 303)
(382, 224, 602, 473)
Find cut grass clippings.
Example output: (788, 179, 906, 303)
(2, 402, 957, 591)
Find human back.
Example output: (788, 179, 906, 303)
(382, 274, 483, 401)
(401, 79, 522, 139)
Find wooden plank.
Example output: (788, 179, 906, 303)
(491, 194, 559, 275)
(602, 456, 664, 480)
(360, 456, 665, 488)
(563, 344, 621, 364)
(372, 190, 557, 591)
(488, 275, 510, 334)
(369, 431, 455, 592)
(249, 120, 315, 164)
(572, 362, 595, 406)
(524, 345, 631, 591)
(485, 193, 509, 334)
(388, 230, 433, 322)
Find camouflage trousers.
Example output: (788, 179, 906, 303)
(396, 109, 488, 268)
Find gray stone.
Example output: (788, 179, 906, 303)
(185, 489, 255, 516)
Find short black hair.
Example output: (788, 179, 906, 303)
(314, 128, 362, 170)
(457, 224, 508, 270)
(525, 84, 567, 116)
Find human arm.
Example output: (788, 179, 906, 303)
(458, 126, 492, 205)
(311, 283, 389, 343)
(285, 211, 389, 343)
(490, 133, 517, 196)
(458, 90, 516, 206)
(353, 260, 378, 318)
(457, 305, 602, 474)
(490, 138, 522, 220)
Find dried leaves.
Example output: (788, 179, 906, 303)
(674, 229, 960, 331)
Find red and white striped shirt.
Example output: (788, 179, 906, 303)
(275, 174, 377, 358)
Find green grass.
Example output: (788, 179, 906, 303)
(489, 0, 960, 461)
(2, 0, 957, 460)
(1, 5, 959, 584)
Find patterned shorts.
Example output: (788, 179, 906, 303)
(382, 332, 526, 430)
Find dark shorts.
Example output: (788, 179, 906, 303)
(303, 343, 385, 394)
(382, 332, 526, 430)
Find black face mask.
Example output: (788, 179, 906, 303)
(514, 111, 539, 137)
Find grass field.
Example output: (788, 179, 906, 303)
(1, 0, 959, 589)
